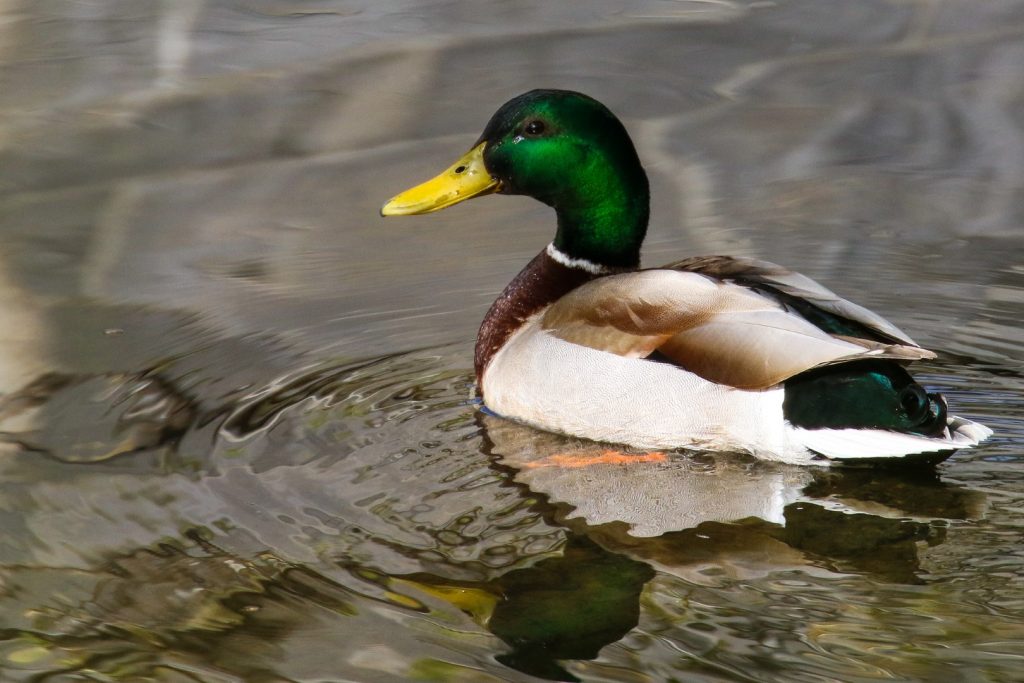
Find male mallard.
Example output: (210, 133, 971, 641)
(381, 89, 991, 465)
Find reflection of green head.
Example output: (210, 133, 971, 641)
(479, 90, 650, 269)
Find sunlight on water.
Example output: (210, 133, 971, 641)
(1, 1, 1023, 681)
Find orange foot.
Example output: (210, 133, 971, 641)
(523, 450, 667, 469)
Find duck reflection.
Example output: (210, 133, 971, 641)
(390, 537, 653, 682)
(0, 361, 990, 683)
(407, 413, 988, 680)
(483, 413, 815, 535)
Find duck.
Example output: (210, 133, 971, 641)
(381, 89, 992, 465)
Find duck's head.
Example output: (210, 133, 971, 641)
(382, 89, 649, 269)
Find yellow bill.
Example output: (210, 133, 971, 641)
(381, 142, 500, 216)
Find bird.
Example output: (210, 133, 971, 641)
(381, 89, 991, 465)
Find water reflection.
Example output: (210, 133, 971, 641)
(0, 371, 196, 463)
(0, 348, 1014, 681)
(387, 538, 654, 682)
(483, 414, 814, 534)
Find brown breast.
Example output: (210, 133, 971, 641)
(474, 249, 602, 389)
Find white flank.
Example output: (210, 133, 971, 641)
(482, 314, 994, 465)
(545, 243, 611, 275)
(482, 315, 816, 464)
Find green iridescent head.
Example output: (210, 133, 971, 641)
(382, 89, 650, 269)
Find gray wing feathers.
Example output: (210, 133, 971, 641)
(666, 255, 919, 346)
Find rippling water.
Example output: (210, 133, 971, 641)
(1, 1, 1023, 681)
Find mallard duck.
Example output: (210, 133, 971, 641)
(381, 89, 991, 465)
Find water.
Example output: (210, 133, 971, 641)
(1, 1, 1023, 681)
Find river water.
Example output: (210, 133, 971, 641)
(1, 1, 1023, 681)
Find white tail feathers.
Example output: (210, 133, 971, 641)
(790, 416, 993, 461)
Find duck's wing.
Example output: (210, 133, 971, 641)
(666, 255, 917, 346)
(541, 266, 934, 390)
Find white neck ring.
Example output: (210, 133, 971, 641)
(546, 243, 610, 275)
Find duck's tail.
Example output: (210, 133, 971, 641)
(788, 415, 993, 464)
(782, 360, 992, 463)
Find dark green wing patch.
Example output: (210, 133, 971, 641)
(784, 360, 947, 436)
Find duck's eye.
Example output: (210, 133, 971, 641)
(524, 120, 546, 136)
